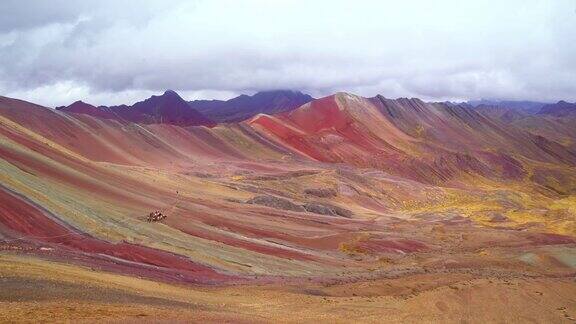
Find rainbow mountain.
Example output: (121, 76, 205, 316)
(0, 91, 575, 321)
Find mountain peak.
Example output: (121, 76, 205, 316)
(56, 100, 96, 111)
(162, 89, 180, 97)
(156, 89, 187, 103)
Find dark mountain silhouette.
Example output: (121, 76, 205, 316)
(56, 100, 116, 119)
(56, 90, 214, 127)
(468, 99, 547, 114)
(538, 101, 576, 117)
(190, 90, 313, 123)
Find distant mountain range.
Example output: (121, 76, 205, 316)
(538, 101, 576, 117)
(56, 90, 214, 127)
(56, 89, 313, 126)
(189, 90, 313, 123)
(467, 99, 548, 114)
(466, 99, 576, 124)
(1, 91, 569, 181)
(54, 91, 576, 130)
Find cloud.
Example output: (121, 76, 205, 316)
(0, 0, 575, 106)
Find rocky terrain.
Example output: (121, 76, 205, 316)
(0, 92, 575, 322)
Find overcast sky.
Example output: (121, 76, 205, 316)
(0, 0, 575, 107)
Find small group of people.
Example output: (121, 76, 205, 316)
(147, 211, 166, 222)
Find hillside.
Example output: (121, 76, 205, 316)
(1, 93, 575, 322)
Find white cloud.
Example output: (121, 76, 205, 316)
(0, 0, 575, 106)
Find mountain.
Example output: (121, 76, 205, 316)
(468, 99, 547, 113)
(464, 100, 576, 147)
(538, 100, 576, 117)
(250, 93, 576, 185)
(467, 100, 548, 124)
(190, 90, 313, 123)
(1, 92, 576, 321)
(57, 90, 214, 126)
(473, 104, 530, 123)
(56, 89, 312, 125)
(55, 100, 115, 119)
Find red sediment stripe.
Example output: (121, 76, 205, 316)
(0, 186, 233, 282)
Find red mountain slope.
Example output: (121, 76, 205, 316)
(250, 93, 576, 185)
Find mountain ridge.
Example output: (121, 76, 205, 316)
(538, 100, 576, 117)
(190, 90, 314, 123)
(55, 89, 314, 126)
(56, 90, 214, 127)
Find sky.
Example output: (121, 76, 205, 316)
(0, 0, 575, 107)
